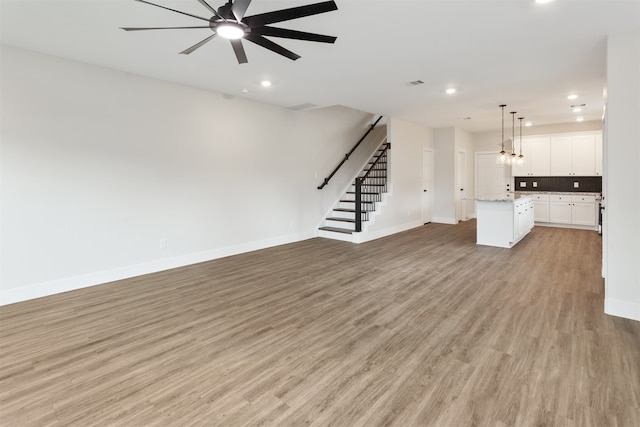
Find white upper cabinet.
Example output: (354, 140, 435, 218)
(595, 133, 603, 176)
(549, 133, 597, 176)
(511, 137, 550, 176)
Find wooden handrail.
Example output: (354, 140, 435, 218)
(317, 116, 384, 190)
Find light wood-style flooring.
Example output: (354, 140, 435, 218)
(1, 221, 639, 426)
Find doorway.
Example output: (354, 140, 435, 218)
(456, 150, 467, 222)
(475, 152, 511, 199)
(422, 149, 434, 224)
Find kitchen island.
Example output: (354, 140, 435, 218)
(475, 197, 534, 248)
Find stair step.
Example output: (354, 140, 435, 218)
(326, 217, 356, 223)
(346, 191, 379, 195)
(340, 199, 375, 204)
(334, 208, 368, 214)
(318, 226, 353, 234)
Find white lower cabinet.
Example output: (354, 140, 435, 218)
(514, 198, 534, 243)
(571, 195, 597, 226)
(549, 195, 573, 224)
(531, 194, 550, 222)
(546, 194, 597, 228)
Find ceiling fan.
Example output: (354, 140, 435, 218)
(121, 0, 338, 64)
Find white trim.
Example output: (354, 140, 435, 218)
(432, 217, 458, 225)
(534, 222, 598, 231)
(0, 231, 315, 306)
(352, 220, 424, 244)
(605, 298, 640, 321)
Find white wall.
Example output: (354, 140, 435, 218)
(360, 117, 434, 240)
(433, 127, 456, 223)
(0, 46, 377, 304)
(473, 120, 602, 153)
(604, 29, 640, 321)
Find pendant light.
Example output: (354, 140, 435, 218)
(517, 117, 525, 165)
(509, 111, 518, 165)
(497, 104, 508, 164)
(510, 111, 518, 164)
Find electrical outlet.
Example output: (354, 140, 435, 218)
(533, 182, 538, 188)
(574, 182, 579, 188)
(520, 182, 527, 188)
(159, 238, 167, 249)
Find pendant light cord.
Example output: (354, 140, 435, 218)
(499, 104, 506, 152)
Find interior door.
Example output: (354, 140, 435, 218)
(456, 150, 467, 222)
(476, 153, 511, 199)
(422, 149, 434, 224)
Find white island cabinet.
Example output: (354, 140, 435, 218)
(476, 197, 534, 248)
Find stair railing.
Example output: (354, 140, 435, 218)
(355, 142, 390, 232)
(317, 116, 384, 190)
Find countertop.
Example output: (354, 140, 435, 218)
(467, 196, 533, 202)
(514, 191, 602, 199)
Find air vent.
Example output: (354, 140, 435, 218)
(407, 80, 424, 86)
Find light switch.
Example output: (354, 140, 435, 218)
(533, 182, 538, 188)
(574, 181, 579, 188)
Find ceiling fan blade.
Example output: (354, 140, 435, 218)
(133, 0, 210, 22)
(244, 34, 300, 61)
(196, 0, 216, 14)
(243, 0, 337, 27)
(230, 39, 248, 64)
(121, 26, 210, 31)
(252, 26, 336, 43)
(196, 0, 227, 21)
(179, 34, 216, 55)
(231, 0, 252, 21)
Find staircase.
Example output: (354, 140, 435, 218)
(318, 141, 389, 242)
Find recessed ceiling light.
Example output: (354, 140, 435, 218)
(525, 122, 532, 127)
(535, 0, 554, 4)
(261, 80, 272, 87)
(576, 117, 584, 122)
(567, 94, 578, 100)
(241, 88, 249, 93)
(445, 88, 457, 95)
(573, 107, 582, 112)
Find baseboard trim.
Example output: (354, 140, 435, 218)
(0, 231, 315, 306)
(353, 220, 423, 244)
(605, 298, 640, 321)
(432, 217, 458, 225)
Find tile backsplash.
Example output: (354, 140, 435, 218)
(514, 176, 602, 193)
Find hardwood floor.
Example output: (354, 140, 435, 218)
(1, 221, 639, 426)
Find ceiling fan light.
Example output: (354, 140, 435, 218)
(216, 23, 245, 39)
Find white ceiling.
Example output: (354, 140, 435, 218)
(2, 0, 639, 132)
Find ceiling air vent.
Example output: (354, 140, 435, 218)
(407, 80, 425, 86)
